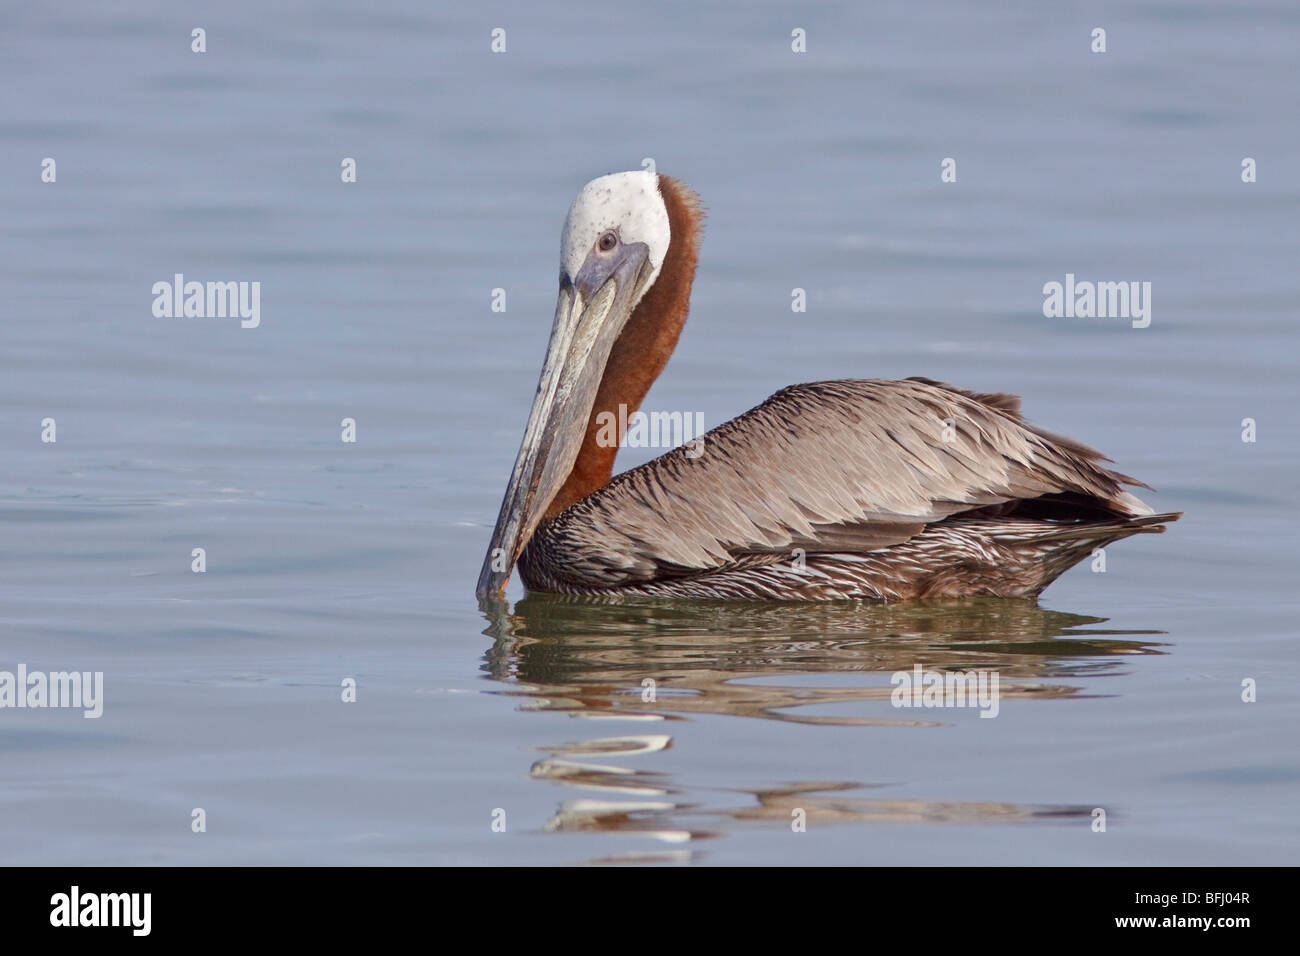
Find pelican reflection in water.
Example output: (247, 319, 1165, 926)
(478, 172, 1180, 601)
(480, 597, 1165, 850)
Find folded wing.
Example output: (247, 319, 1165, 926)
(530, 378, 1154, 588)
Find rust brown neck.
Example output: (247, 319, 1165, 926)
(543, 175, 704, 519)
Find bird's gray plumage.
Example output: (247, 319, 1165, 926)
(519, 378, 1178, 600)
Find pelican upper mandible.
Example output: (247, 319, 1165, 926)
(476, 171, 1180, 601)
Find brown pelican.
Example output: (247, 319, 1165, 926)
(477, 172, 1179, 601)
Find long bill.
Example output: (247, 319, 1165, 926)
(476, 244, 651, 600)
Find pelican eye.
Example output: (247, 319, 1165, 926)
(597, 231, 618, 253)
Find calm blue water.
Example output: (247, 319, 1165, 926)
(1, 0, 1297, 864)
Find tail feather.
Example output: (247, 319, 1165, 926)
(1017, 511, 1182, 596)
(1007, 511, 1182, 545)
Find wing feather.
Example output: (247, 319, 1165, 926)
(529, 379, 1153, 588)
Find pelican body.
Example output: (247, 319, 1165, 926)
(477, 172, 1179, 602)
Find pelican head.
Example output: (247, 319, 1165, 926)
(477, 171, 671, 599)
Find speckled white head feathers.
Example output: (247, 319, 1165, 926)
(560, 171, 671, 293)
